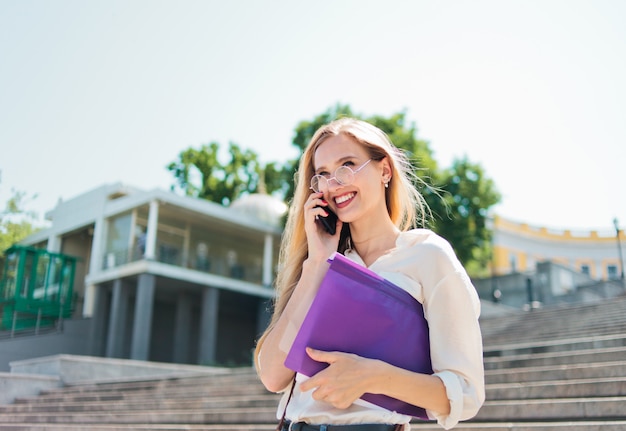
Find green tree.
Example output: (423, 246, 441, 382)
(0, 183, 40, 253)
(287, 105, 501, 275)
(287, 104, 440, 206)
(431, 157, 501, 275)
(166, 105, 501, 275)
(167, 141, 287, 206)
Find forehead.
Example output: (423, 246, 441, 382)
(313, 134, 368, 169)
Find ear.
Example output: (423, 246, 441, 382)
(380, 157, 392, 184)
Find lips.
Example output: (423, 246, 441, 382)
(335, 192, 355, 205)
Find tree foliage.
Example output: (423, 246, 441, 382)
(288, 104, 440, 204)
(0, 179, 40, 253)
(430, 157, 501, 275)
(166, 104, 501, 275)
(278, 103, 501, 273)
(166, 142, 288, 206)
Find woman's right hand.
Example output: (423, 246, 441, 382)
(304, 192, 342, 262)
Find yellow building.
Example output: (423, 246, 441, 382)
(491, 215, 625, 281)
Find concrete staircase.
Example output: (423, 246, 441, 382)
(1, 294, 626, 430)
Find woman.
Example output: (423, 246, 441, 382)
(255, 118, 484, 430)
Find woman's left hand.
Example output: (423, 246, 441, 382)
(299, 347, 380, 409)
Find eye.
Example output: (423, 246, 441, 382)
(342, 160, 356, 168)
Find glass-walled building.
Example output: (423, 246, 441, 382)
(19, 183, 285, 366)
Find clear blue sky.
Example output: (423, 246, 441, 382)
(1, 0, 625, 233)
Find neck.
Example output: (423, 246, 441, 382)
(350, 219, 399, 266)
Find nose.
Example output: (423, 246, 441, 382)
(326, 177, 342, 191)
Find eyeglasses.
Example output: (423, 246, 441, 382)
(310, 159, 373, 193)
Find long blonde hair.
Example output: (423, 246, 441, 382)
(254, 118, 427, 368)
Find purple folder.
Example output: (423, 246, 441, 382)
(284, 253, 432, 419)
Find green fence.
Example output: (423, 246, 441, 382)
(0, 245, 77, 332)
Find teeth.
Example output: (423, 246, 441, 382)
(335, 193, 355, 204)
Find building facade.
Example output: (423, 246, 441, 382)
(8, 187, 625, 364)
(474, 215, 626, 309)
(16, 183, 285, 366)
(491, 215, 625, 281)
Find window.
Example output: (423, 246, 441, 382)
(607, 265, 618, 280)
(580, 264, 590, 276)
(105, 213, 132, 267)
(509, 253, 517, 272)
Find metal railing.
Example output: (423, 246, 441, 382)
(0, 308, 66, 339)
(102, 246, 267, 284)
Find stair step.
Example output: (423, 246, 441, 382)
(412, 420, 626, 431)
(0, 425, 275, 431)
(476, 396, 626, 421)
(14, 383, 271, 405)
(3, 396, 626, 424)
(0, 407, 278, 424)
(486, 376, 626, 399)
(484, 333, 626, 357)
(0, 394, 280, 413)
(40, 372, 262, 395)
(485, 346, 626, 370)
(2, 421, 626, 431)
(485, 360, 626, 384)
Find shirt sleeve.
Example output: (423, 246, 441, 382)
(416, 238, 485, 429)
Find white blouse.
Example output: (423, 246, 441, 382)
(276, 229, 485, 430)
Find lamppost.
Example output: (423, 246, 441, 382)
(613, 217, 625, 282)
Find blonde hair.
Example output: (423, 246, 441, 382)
(255, 118, 427, 369)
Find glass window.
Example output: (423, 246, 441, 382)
(105, 213, 132, 268)
(2, 251, 18, 300)
(509, 253, 517, 272)
(607, 265, 618, 280)
(20, 251, 35, 298)
(33, 253, 50, 300)
(156, 228, 185, 266)
(580, 264, 590, 276)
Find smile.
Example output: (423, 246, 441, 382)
(335, 193, 355, 205)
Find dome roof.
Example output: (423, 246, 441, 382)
(230, 193, 287, 228)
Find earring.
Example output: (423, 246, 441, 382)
(384, 181, 389, 189)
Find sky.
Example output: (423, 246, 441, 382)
(1, 0, 625, 234)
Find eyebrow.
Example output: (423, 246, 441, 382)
(315, 155, 358, 174)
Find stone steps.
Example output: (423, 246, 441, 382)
(0, 394, 279, 413)
(486, 376, 626, 399)
(1, 295, 625, 430)
(11, 383, 271, 405)
(484, 345, 626, 370)
(484, 333, 626, 357)
(37, 372, 263, 395)
(480, 295, 626, 345)
(477, 396, 626, 421)
(3, 422, 626, 431)
(485, 360, 626, 384)
(411, 421, 626, 431)
(3, 373, 624, 417)
(2, 396, 626, 425)
(0, 406, 278, 424)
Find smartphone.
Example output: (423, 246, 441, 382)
(315, 205, 338, 235)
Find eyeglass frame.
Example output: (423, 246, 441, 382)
(309, 159, 373, 193)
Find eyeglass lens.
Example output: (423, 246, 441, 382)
(310, 159, 372, 193)
(311, 167, 354, 192)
